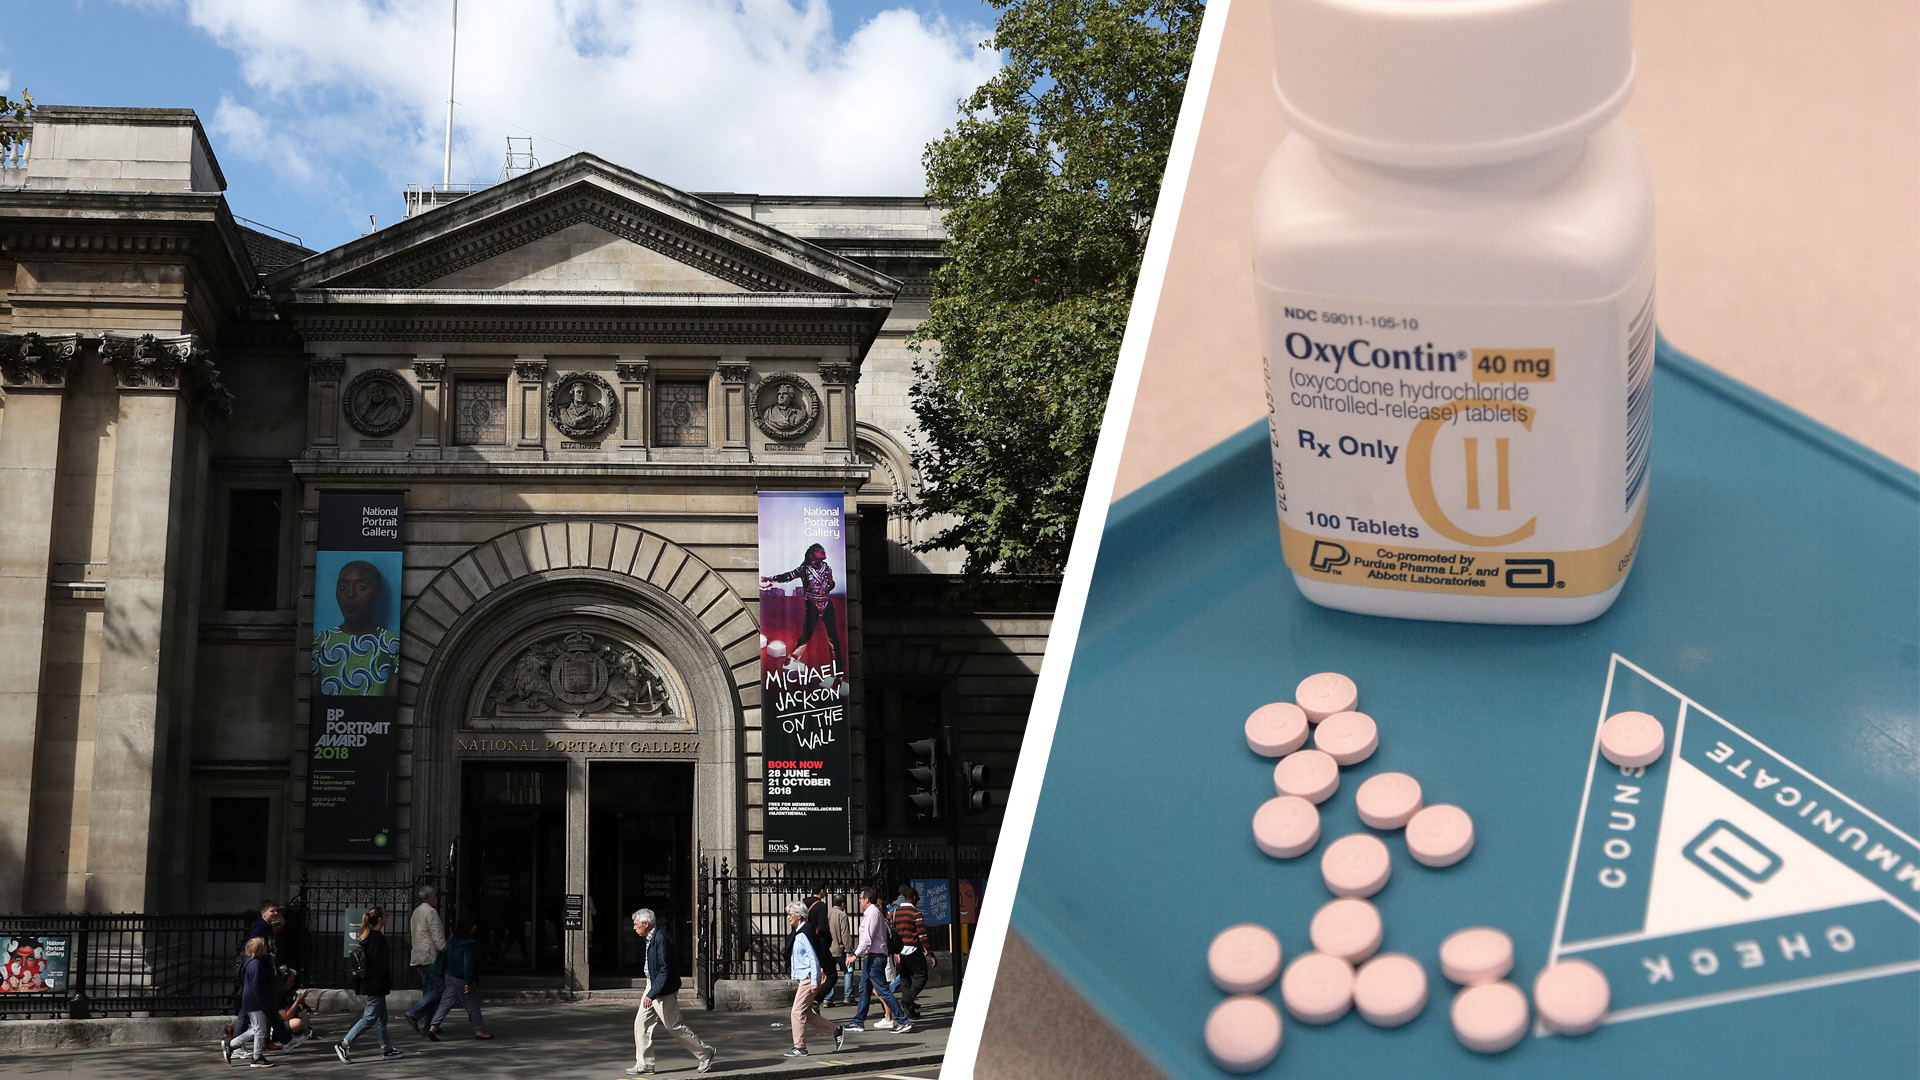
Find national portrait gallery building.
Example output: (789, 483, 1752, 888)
(0, 107, 1045, 988)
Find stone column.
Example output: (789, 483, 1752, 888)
(819, 362, 856, 454)
(514, 360, 547, 450)
(309, 356, 344, 449)
(0, 333, 79, 913)
(88, 332, 227, 912)
(412, 359, 446, 451)
(615, 360, 649, 456)
(566, 756, 590, 992)
(718, 362, 751, 454)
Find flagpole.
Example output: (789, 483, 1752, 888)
(442, 0, 458, 187)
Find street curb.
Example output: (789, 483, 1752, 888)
(707, 1049, 945, 1078)
(0, 1014, 233, 1052)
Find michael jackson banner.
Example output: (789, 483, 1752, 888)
(758, 491, 852, 861)
(304, 492, 404, 859)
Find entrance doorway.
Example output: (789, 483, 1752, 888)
(588, 762, 694, 987)
(460, 764, 566, 978)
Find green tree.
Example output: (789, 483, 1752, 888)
(910, 0, 1202, 578)
(0, 90, 33, 151)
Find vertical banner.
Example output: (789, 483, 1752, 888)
(305, 492, 404, 859)
(758, 491, 853, 861)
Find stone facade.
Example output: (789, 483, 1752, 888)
(0, 106, 1046, 985)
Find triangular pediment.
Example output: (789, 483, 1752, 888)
(265, 154, 898, 298)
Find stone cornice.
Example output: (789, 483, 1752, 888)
(0, 332, 81, 388)
(0, 190, 263, 309)
(100, 331, 234, 422)
(280, 305, 885, 350)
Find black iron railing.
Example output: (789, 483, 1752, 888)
(0, 912, 252, 1019)
(285, 869, 444, 992)
(694, 842, 990, 1005)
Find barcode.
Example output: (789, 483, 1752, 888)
(1622, 290, 1656, 511)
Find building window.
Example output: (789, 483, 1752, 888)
(454, 379, 509, 444)
(654, 381, 709, 447)
(224, 490, 282, 610)
(858, 504, 890, 577)
(207, 797, 271, 883)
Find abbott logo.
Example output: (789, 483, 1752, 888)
(1683, 820, 1783, 899)
(1309, 541, 1351, 573)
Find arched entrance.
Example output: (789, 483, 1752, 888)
(398, 522, 757, 988)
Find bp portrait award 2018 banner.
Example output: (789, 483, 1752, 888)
(305, 492, 404, 859)
(758, 491, 852, 861)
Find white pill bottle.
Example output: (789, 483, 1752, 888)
(1254, 0, 1654, 624)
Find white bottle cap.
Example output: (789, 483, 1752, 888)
(1269, 0, 1634, 168)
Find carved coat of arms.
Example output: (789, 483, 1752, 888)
(482, 628, 673, 719)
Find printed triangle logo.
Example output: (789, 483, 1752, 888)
(1547, 655, 1920, 1025)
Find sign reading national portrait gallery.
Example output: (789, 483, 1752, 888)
(305, 492, 404, 860)
(758, 491, 852, 861)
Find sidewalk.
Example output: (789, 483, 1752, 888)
(7, 990, 952, 1080)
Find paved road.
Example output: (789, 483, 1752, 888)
(7, 993, 951, 1080)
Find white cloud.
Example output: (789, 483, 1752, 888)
(138, 0, 997, 206)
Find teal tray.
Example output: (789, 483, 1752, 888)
(1011, 340, 1919, 1078)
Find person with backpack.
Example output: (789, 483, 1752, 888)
(335, 907, 402, 1064)
(844, 887, 910, 1035)
(221, 937, 279, 1068)
(426, 917, 491, 1040)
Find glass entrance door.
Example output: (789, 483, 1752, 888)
(588, 763, 694, 981)
(460, 764, 566, 977)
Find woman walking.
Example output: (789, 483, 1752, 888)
(427, 918, 491, 1040)
(221, 937, 278, 1068)
(336, 906, 403, 1063)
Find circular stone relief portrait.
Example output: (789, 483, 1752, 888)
(342, 368, 414, 438)
(547, 371, 619, 441)
(753, 374, 820, 440)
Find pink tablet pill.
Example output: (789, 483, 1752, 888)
(1295, 672, 1358, 723)
(1280, 951, 1354, 1025)
(1439, 927, 1514, 986)
(1313, 710, 1378, 766)
(1406, 804, 1475, 867)
(1599, 710, 1665, 768)
(1533, 959, 1610, 1035)
(1355, 772, 1423, 829)
(1320, 833, 1392, 898)
(1253, 795, 1322, 858)
(1353, 952, 1428, 1027)
(1205, 994, 1284, 1073)
(1208, 923, 1284, 994)
(1308, 898, 1383, 963)
(1246, 701, 1311, 757)
(1274, 748, 1340, 803)
(1451, 981, 1529, 1053)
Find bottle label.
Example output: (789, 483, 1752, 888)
(1257, 265, 1654, 599)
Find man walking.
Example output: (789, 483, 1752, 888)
(890, 885, 935, 1021)
(845, 887, 911, 1035)
(804, 885, 836, 1002)
(825, 893, 854, 1005)
(627, 909, 715, 1076)
(782, 902, 845, 1057)
(404, 884, 447, 1033)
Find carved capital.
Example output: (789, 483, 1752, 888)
(101, 331, 233, 422)
(0, 332, 81, 389)
(718, 361, 751, 385)
(412, 359, 447, 382)
(818, 362, 857, 386)
(614, 360, 650, 384)
(515, 359, 549, 383)
(309, 355, 346, 382)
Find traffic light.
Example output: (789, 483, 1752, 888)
(960, 761, 991, 814)
(907, 738, 941, 819)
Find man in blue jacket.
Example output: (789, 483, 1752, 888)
(627, 909, 715, 1076)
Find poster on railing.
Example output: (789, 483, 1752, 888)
(758, 490, 852, 861)
(0, 933, 68, 993)
(304, 492, 404, 859)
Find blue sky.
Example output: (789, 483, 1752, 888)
(4, 0, 1000, 252)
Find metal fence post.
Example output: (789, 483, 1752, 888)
(67, 912, 90, 1020)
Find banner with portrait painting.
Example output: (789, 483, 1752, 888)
(758, 490, 852, 861)
(304, 492, 404, 859)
